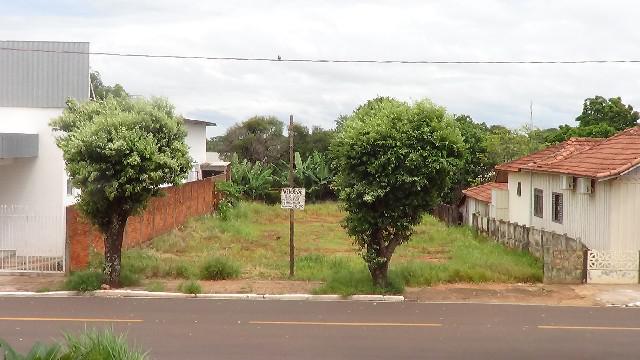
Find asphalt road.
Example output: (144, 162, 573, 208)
(0, 297, 640, 359)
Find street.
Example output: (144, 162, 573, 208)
(0, 298, 639, 359)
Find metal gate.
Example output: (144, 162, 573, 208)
(0, 205, 65, 273)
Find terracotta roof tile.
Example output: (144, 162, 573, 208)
(462, 182, 508, 203)
(496, 126, 640, 179)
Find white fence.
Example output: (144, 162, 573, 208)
(0, 205, 65, 272)
(587, 250, 639, 284)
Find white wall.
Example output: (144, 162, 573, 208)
(461, 197, 489, 226)
(508, 170, 612, 250)
(0, 107, 66, 256)
(184, 122, 207, 165)
(609, 167, 640, 251)
(490, 188, 509, 220)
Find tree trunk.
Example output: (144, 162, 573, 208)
(103, 215, 127, 288)
(369, 259, 390, 288)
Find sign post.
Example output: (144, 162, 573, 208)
(288, 115, 295, 277)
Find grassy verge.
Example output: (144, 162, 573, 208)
(115, 201, 541, 295)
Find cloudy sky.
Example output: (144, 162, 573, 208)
(2, 0, 640, 137)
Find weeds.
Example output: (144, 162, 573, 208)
(179, 280, 202, 295)
(199, 256, 241, 280)
(64, 270, 103, 292)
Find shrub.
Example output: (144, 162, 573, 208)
(64, 329, 147, 360)
(179, 280, 202, 295)
(119, 267, 142, 287)
(199, 256, 241, 280)
(64, 270, 103, 292)
(0, 339, 62, 360)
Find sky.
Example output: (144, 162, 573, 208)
(2, 0, 640, 137)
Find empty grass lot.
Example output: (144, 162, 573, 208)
(117, 202, 542, 295)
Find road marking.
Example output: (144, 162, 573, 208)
(539, 325, 640, 331)
(0, 317, 143, 323)
(250, 321, 441, 327)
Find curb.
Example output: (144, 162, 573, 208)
(0, 290, 405, 302)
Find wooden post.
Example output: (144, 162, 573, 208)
(288, 114, 295, 277)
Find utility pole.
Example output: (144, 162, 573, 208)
(288, 114, 295, 277)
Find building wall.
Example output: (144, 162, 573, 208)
(0, 107, 67, 256)
(184, 122, 207, 165)
(490, 188, 509, 220)
(609, 167, 640, 251)
(508, 170, 612, 250)
(0, 41, 89, 108)
(508, 171, 532, 226)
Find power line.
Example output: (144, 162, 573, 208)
(1, 46, 640, 65)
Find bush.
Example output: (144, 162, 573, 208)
(64, 270, 103, 292)
(0, 339, 62, 359)
(199, 256, 241, 280)
(179, 280, 202, 295)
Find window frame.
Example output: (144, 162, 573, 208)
(552, 192, 563, 224)
(516, 182, 522, 197)
(533, 188, 543, 218)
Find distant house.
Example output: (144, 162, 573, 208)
(459, 182, 508, 226)
(183, 119, 216, 181)
(467, 128, 640, 253)
(202, 152, 231, 180)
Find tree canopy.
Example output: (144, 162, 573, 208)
(51, 96, 192, 287)
(331, 97, 464, 287)
(90, 71, 129, 100)
(576, 96, 639, 131)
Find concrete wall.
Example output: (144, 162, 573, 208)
(0, 107, 66, 256)
(508, 171, 612, 251)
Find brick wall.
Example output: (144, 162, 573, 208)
(66, 178, 220, 271)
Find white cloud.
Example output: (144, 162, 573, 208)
(2, 0, 640, 137)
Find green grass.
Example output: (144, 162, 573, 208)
(117, 201, 541, 294)
(179, 280, 202, 295)
(144, 281, 166, 292)
(0, 329, 146, 360)
(64, 270, 103, 292)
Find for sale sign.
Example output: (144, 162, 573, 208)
(281, 188, 305, 210)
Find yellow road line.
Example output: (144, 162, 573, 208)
(0, 317, 143, 323)
(539, 325, 640, 331)
(250, 321, 441, 327)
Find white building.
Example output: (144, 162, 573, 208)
(0, 41, 213, 273)
(491, 130, 640, 252)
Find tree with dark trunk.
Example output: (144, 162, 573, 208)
(330, 97, 464, 287)
(51, 97, 192, 287)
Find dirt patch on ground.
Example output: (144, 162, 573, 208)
(404, 283, 597, 306)
(156, 279, 322, 294)
(0, 275, 65, 292)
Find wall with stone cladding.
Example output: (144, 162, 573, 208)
(66, 178, 219, 271)
(472, 213, 587, 284)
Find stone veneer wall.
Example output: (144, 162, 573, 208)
(472, 214, 587, 284)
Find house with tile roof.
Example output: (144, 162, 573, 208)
(492, 127, 640, 252)
(459, 182, 508, 226)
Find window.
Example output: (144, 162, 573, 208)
(533, 188, 543, 218)
(552, 192, 563, 224)
(517, 182, 522, 196)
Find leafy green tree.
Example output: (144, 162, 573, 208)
(228, 154, 276, 200)
(576, 96, 639, 131)
(331, 97, 464, 287)
(544, 123, 617, 144)
(217, 116, 288, 163)
(90, 71, 129, 100)
(443, 115, 491, 204)
(51, 97, 192, 287)
(484, 125, 544, 165)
